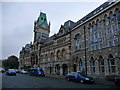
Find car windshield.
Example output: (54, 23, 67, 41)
(9, 69, 15, 72)
(77, 72, 86, 76)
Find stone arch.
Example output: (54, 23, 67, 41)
(62, 64, 68, 75)
(61, 48, 66, 60)
(92, 21, 95, 26)
(108, 54, 116, 74)
(50, 52, 54, 61)
(55, 64, 60, 75)
(90, 57, 95, 73)
(109, 11, 113, 17)
(98, 55, 105, 74)
(56, 50, 61, 60)
(114, 8, 120, 14)
(74, 33, 81, 39)
(104, 14, 108, 19)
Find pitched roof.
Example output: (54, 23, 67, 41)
(37, 12, 49, 28)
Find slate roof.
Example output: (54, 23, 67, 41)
(73, 1, 118, 29)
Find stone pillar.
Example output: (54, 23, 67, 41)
(115, 57, 120, 75)
(87, 60, 91, 75)
(95, 60, 99, 75)
(104, 58, 109, 75)
(68, 63, 70, 73)
(60, 65, 63, 75)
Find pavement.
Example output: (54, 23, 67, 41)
(45, 74, 116, 87)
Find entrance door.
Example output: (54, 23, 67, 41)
(73, 64, 76, 72)
(62, 64, 68, 75)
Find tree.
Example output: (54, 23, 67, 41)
(2, 55, 19, 69)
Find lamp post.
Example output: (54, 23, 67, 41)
(84, 26, 87, 75)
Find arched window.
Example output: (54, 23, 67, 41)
(57, 50, 61, 60)
(113, 8, 120, 46)
(40, 55, 43, 63)
(89, 23, 94, 51)
(50, 53, 54, 62)
(105, 14, 113, 47)
(99, 55, 104, 73)
(108, 54, 116, 74)
(96, 20, 102, 49)
(91, 57, 95, 73)
(79, 59, 83, 72)
(61, 49, 66, 60)
(74, 34, 81, 50)
(45, 54, 48, 62)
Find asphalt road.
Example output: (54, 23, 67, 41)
(2, 73, 118, 88)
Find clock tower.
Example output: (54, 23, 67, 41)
(34, 12, 50, 43)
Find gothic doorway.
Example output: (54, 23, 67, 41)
(73, 64, 76, 72)
(62, 64, 68, 75)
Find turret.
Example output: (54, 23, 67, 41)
(34, 12, 50, 43)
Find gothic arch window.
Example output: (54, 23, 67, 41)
(90, 57, 95, 73)
(89, 23, 94, 51)
(114, 8, 120, 46)
(92, 21, 98, 50)
(109, 11, 114, 34)
(50, 53, 54, 62)
(108, 54, 116, 74)
(40, 55, 43, 63)
(96, 19, 102, 49)
(56, 50, 61, 60)
(99, 55, 104, 73)
(79, 59, 83, 72)
(115, 8, 120, 33)
(45, 54, 48, 62)
(74, 34, 81, 50)
(61, 49, 66, 60)
(104, 14, 112, 47)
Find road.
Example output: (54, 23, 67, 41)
(2, 73, 118, 88)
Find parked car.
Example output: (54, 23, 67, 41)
(29, 68, 45, 76)
(65, 72, 94, 84)
(0, 68, 5, 73)
(115, 76, 120, 87)
(20, 69, 28, 74)
(105, 74, 118, 81)
(6, 69, 16, 76)
(15, 69, 20, 73)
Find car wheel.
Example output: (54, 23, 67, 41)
(80, 79, 84, 84)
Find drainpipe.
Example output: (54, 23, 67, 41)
(84, 26, 87, 75)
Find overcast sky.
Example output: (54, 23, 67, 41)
(1, 0, 108, 60)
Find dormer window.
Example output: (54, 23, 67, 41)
(41, 18, 43, 20)
(44, 18, 46, 21)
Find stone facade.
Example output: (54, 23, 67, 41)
(19, 1, 120, 78)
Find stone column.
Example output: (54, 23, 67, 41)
(60, 65, 63, 75)
(95, 60, 99, 75)
(104, 58, 109, 75)
(115, 57, 120, 75)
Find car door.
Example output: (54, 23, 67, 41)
(69, 72, 76, 81)
(74, 72, 80, 81)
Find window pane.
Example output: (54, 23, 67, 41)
(111, 66, 115, 73)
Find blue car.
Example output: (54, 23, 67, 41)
(29, 68, 45, 76)
(65, 72, 94, 84)
(6, 69, 16, 76)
